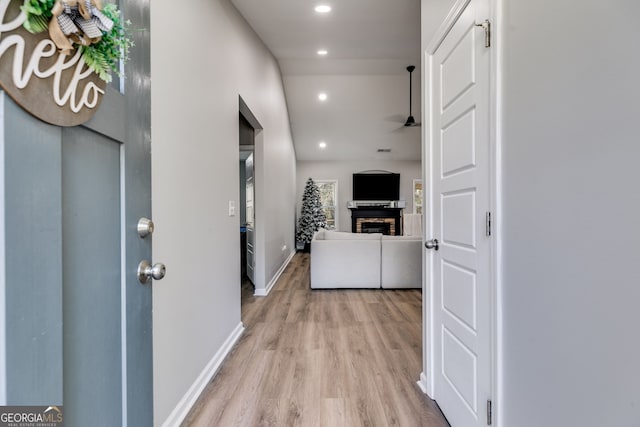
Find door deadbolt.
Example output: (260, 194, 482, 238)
(425, 239, 439, 251)
(137, 260, 166, 283)
(137, 217, 155, 238)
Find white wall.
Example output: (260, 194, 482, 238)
(500, 1, 640, 426)
(150, 0, 296, 424)
(297, 160, 421, 232)
(423, 0, 640, 425)
(421, 0, 458, 49)
(284, 74, 421, 162)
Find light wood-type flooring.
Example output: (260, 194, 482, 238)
(182, 253, 449, 426)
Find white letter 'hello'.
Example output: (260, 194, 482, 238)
(0, 0, 104, 113)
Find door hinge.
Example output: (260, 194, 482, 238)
(487, 399, 493, 425)
(476, 19, 491, 48)
(485, 212, 492, 236)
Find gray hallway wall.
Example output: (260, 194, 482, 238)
(499, 1, 640, 426)
(150, 0, 297, 424)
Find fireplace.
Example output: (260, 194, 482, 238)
(349, 206, 403, 236)
(360, 221, 391, 235)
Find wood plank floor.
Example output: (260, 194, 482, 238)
(182, 253, 449, 426)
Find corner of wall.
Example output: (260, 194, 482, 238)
(255, 248, 296, 297)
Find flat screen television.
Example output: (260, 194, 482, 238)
(352, 173, 400, 201)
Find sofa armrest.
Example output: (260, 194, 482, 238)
(380, 237, 422, 289)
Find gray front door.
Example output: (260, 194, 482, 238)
(0, 1, 153, 425)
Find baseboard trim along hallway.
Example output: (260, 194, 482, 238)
(161, 322, 245, 427)
(254, 249, 296, 297)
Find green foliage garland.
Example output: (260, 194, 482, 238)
(20, 0, 134, 83)
(21, 0, 56, 33)
(80, 4, 133, 83)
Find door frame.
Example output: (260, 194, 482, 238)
(239, 96, 268, 295)
(419, 0, 503, 425)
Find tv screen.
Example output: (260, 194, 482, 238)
(352, 173, 400, 201)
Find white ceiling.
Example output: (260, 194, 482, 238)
(231, 0, 422, 161)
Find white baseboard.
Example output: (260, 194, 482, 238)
(161, 322, 245, 427)
(417, 372, 429, 394)
(254, 249, 295, 297)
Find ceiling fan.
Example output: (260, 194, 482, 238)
(387, 65, 421, 130)
(403, 65, 420, 127)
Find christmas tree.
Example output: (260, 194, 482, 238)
(296, 178, 327, 249)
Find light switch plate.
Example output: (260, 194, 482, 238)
(228, 200, 236, 216)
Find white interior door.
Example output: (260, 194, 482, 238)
(426, 0, 492, 425)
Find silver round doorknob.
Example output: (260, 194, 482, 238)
(137, 260, 166, 283)
(425, 238, 439, 251)
(137, 217, 155, 238)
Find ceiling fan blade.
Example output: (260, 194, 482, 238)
(385, 114, 406, 123)
(391, 122, 421, 133)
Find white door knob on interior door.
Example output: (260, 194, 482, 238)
(137, 260, 166, 284)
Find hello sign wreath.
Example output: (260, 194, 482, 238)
(0, 0, 133, 126)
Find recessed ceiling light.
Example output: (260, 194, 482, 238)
(317, 49, 328, 56)
(314, 5, 331, 13)
(318, 93, 328, 101)
(319, 141, 327, 149)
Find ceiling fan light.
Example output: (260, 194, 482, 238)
(404, 115, 416, 127)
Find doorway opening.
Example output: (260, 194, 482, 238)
(239, 115, 254, 296)
(238, 96, 263, 318)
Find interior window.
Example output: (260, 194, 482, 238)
(413, 179, 423, 214)
(316, 180, 338, 230)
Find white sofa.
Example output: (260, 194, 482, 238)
(310, 230, 422, 289)
(380, 235, 423, 289)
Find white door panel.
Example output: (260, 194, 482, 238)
(427, 0, 492, 426)
(442, 191, 477, 248)
(442, 327, 478, 411)
(442, 110, 476, 175)
(442, 261, 477, 331)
